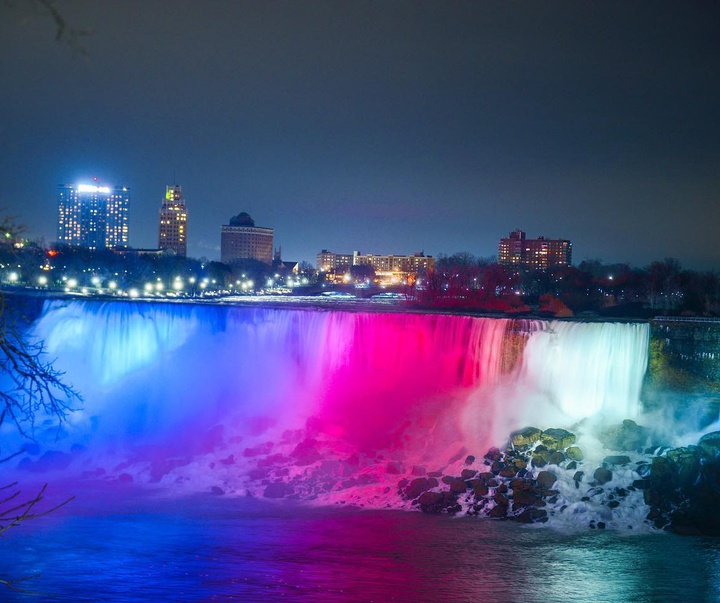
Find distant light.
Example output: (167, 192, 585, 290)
(91, 276, 101, 286)
(37, 275, 48, 286)
(8, 272, 18, 283)
(108, 281, 117, 290)
(67, 278, 78, 288)
(129, 288, 139, 298)
(77, 184, 111, 194)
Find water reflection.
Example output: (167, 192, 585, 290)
(2, 494, 720, 602)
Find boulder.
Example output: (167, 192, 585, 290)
(566, 446, 584, 461)
(600, 419, 648, 451)
(540, 428, 576, 450)
(510, 427, 543, 450)
(594, 467, 613, 485)
(698, 432, 720, 457)
(536, 470, 557, 490)
(603, 455, 632, 467)
(404, 477, 434, 500)
(263, 481, 293, 498)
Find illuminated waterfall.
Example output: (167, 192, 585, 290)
(15, 299, 649, 486)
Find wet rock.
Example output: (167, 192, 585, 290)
(263, 481, 293, 498)
(514, 508, 548, 523)
(484, 447, 503, 462)
(594, 467, 613, 485)
(290, 439, 321, 465)
(385, 462, 404, 474)
(566, 461, 577, 471)
(603, 455, 632, 467)
(461, 468, 478, 479)
(403, 477, 434, 500)
(465, 455, 476, 465)
(698, 431, 720, 457)
(450, 478, 469, 494)
(532, 450, 550, 468)
(512, 458, 528, 470)
(441, 475, 456, 485)
(600, 419, 648, 451)
(665, 447, 701, 487)
(536, 470, 557, 490)
(418, 491, 459, 514)
(488, 504, 507, 519)
(473, 481, 489, 498)
(549, 451, 566, 465)
(510, 427, 543, 450)
(566, 446, 584, 461)
(540, 428, 576, 449)
(499, 466, 517, 478)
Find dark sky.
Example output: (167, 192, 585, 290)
(1, 1, 719, 268)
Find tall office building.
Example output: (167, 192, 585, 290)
(158, 185, 188, 257)
(57, 182, 129, 249)
(498, 229, 572, 270)
(220, 212, 273, 265)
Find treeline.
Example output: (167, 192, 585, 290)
(411, 253, 720, 317)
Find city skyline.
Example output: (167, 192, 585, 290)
(2, 2, 719, 268)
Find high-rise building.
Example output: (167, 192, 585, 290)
(498, 229, 572, 270)
(220, 212, 273, 265)
(158, 185, 188, 257)
(57, 182, 129, 249)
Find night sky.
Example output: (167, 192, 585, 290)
(1, 1, 719, 268)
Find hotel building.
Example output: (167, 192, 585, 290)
(57, 182, 129, 249)
(220, 212, 274, 265)
(498, 230, 572, 270)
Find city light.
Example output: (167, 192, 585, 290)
(77, 184, 111, 194)
(37, 275, 48, 286)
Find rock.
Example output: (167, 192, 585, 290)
(566, 461, 577, 471)
(600, 419, 648, 451)
(510, 427, 543, 450)
(603, 455, 632, 466)
(441, 475, 456, 485)
(465, 455, 476, 465)
(540, 428, 576, 450)
(488, 503, 507, 518)
(566, 446, 584, 461)
(512, 458, 528, 470)
(461, 468, 478, 479)
(418, 491, 459, 514)
(385, 462, 403, 474)
(263, 482, 292, 498)
(536, 470, 557, 490)
(532, 450, 550, 468)
(573, 471, 584, 482)
(450, 478, 469, 494)
(698, 432, 720, 457)
(411, 465, 427, 476)
(473, 481, 489, 497)
(594, 467, 613, 485)
(549, 451, 565, 465)
(484, 447, 503, 462)
(499, 467, 517, 478)
(665, 447, 701, 487)
(404, 477, 433, 500)
(290, 438, 321, 465)
(514, 508, 548, 523)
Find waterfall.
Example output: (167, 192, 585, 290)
(12, 299, 650, 488)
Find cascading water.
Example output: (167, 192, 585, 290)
(5, 298, 661, 528)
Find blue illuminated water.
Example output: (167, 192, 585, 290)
(2, 489, 720, 603)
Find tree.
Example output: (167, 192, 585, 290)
(0, 222, 80, 590)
